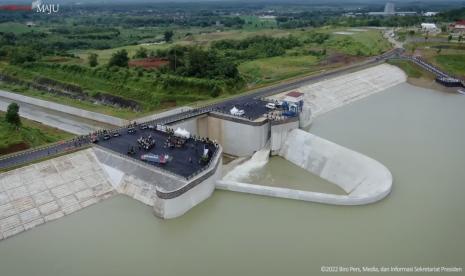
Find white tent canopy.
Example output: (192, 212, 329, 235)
(174, 127, 190, 138)
(230, 106, 245, 116)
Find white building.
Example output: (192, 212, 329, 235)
(421, 23, 438, 32)
(423, 12, 438, 17)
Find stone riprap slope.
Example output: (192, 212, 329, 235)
(269, 64, 407, 117)
(0, 149, 115, 240)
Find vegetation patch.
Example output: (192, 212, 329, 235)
(388, 60, 423, 78)
(0, 111, 73, 155)
(435, 54, 465, 77)
(239, 55, 319, 85)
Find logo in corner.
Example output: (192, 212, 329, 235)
(33, 0, 60, 14)
(31, 0, 42, 9)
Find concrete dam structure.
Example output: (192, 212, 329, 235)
(168, 101, 311, 157)
(93, 145, 222, 219)
(218, 129, 393, 205)
(0, 144, 223, 240)
(168, 113, 270, 157)
(0, 64, 403, 241)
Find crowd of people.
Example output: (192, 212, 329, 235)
(137, 135, 156, 150)
(68, 120, 220, 172)
(265, 110, 290, 121)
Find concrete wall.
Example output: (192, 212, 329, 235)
(299, 105, 313, 129)
(216, 179, 391, 206)
(168, 115, 206, 136)
(280, 129, 392, 195)
(93, 145, 223, 219)
(169, 114, 271, 157)
(270, 120, 299, 155)
(135, 106, 193, 124)
(154, 159, 222, 219)
(0, 90, 127, 126)
(206, 116, 270, 157)
(93, 146, 185, 192)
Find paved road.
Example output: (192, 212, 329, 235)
(0, 95, 112, 135)
(0, 140, 78, 169)
(0, 48, 403, 171)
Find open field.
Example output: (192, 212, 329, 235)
(435, 54, 465, 77)
(0, 23, 37, 34)
(75, 26, 387, 64)
(324, 28, 391, 56)
(387, 59, 455, 92)
(240, 15, 278, 30)
(0, 112, 73, 155)
(239, 55, 320, 85)
(75, 28, 296, 64)
(405, 40, 465, 78)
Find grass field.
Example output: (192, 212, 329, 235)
(0, 22, 37, 34)
(324, 28, 391, 56)
(0, 112, 73, 155)
(406, 41, 465, 78)
(388, 59, 434, 79)
(435, 54, 465, 77)
(75, 27, 388, 66)
(75, 27, 295, 64)
(0, 60, 221, 118)
(240, 15, 278, 31)
(59, 27, 390, 72)
(239, 55, 320, 85)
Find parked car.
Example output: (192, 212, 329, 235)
(103, 134, 111, 140)
(265, 103, 276, 109)
(127, 128, 136, 134)
(140, 124, 149, 130)
(112, 132, 121, 137)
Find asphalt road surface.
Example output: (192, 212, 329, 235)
(97, 126, 218, 178)
(0, 94, 113, 135)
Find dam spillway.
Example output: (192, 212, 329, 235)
(218, 129, 393, 205)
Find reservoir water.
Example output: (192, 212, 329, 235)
(0, 83, 464, 275)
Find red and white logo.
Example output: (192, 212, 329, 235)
(0, 1, 59, 13)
